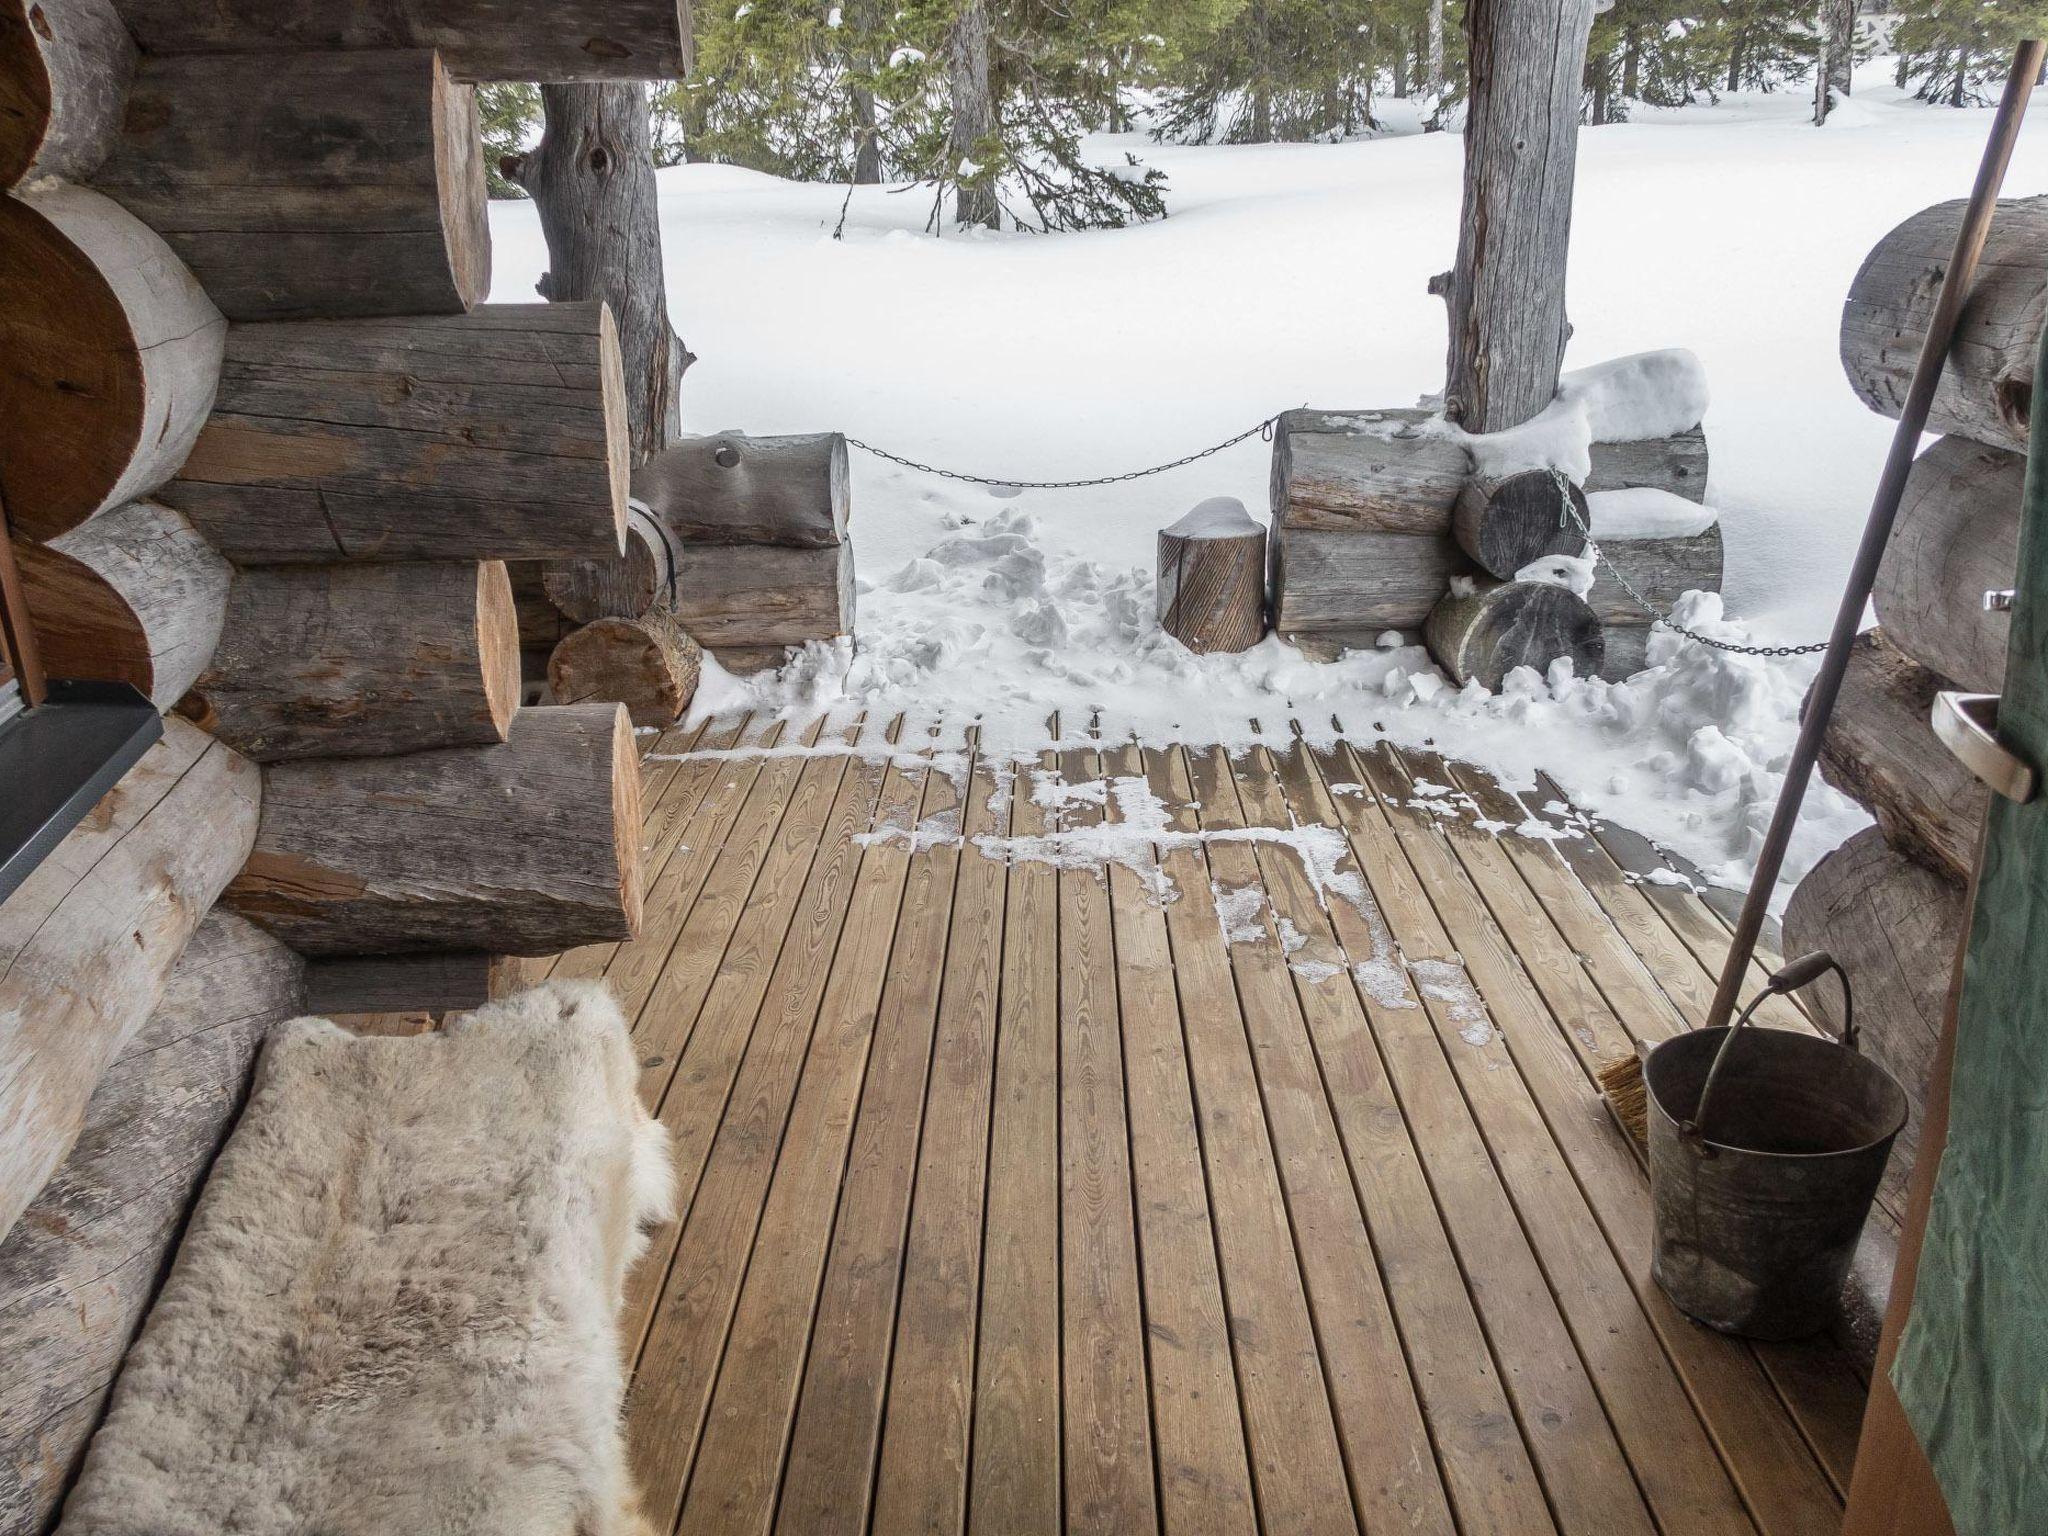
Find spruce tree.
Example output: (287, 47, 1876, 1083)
(1892, 0, 2046, 104)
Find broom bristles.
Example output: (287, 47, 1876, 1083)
(1597, 1052, 1649, 1152)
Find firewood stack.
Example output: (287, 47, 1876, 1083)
(0, 1, 687, 1518)
(1268, 402, 1718, 682)
(1782, 196, 2039, 1213)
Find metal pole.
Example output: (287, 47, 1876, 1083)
(1705, 41, 2046, 1031)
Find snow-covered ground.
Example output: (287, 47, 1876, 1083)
(488, 66, 2048, 901)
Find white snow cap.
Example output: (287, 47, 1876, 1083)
(1165, 495, 1260, 539)
(1588, 486, 1719, 539)
(1447, 348, 1711, 483)
(1514, 553, 1597, 598)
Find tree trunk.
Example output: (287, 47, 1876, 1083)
(1443, 0, 1598, 430)
(1727, 40, 1743, 94)
(1815, 0, 1856, 123)
(852, 85, 882, 182)
(1451, 470, 1590, 577)
(1623, 29, 1641, 99)
(1427, 0, 1447, 97)
(1424, 578, 1604, 689)
(947, 0, 997, 228)
(1393, 45, 1410, 99)
(505, 82, 689, 462)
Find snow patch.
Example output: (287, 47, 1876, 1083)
(1589, 486, 1719, 540)
(1164, 495, 1260, 540)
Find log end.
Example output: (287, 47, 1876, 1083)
(433, 57, 492, 310)
(1453, 471, 1589, 580)
(609, 700, 645, 939)
(596, 302, 631, 554)
(1425, 578, 1604, 691)
(479, 560, 522, 741)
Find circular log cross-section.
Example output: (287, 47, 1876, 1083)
(0, 0, 137, 187)
(1425, 578, 1604, 690)
(180, 560, 521, 762)
(548, 610, 701, 726)
(1452, 470, 1589, 579)
(634, 431, 850, 547)
(224, 701, 643, 956)
(0, 184, 224, 540)
(13, 499, 231, 707)
(93, 49, 489, 320)
(1156, 496, 1267, 654)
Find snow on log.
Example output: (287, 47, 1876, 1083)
(1817, 629, 1986, 885)
(0, 183, 223, 541)
(547, 610, 701, 727)
(1424, 577, 1604, 690)
(1156, 496, 1267, 654)
(1841, 195, 2048, 454)
(1783, 826, 1963, 1217)
(635, 431, 850, 547)
(1585, 527, 1724, 627)
(0, 718, 260, 1247)
(93, 50, 488, 321)
(162, 304, 628, 563)
(1272, 525, 1471, 634)
(0, 0, 135, 187)
(109, 0, 690, 82)
(1451, 469, 1589, 578)
(0, 910, 301, 1534)
(224, 702, 643, 956)
(541, 507, 682, 622)
(180, 561, 521, 761)
(1874, 435, 2021, 695)
(673, 540, 856, 655)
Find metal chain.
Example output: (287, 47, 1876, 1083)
(1550, 470, 1831, 658)
(845, 416, 1278, 491)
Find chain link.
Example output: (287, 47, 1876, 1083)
(845, 416, 1278, 490)
(1550, 470, 1830, 658)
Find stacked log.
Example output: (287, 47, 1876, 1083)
(547, 610, 703, 727)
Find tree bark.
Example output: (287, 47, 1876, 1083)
(1873, 435, 2021, 694)
(947, 0, 997, 228)
(1426, 0, 1447, 97)
(633, 431, 849, 546)
(1443, 0, 1597, 430)
(547, 609, 701, 726)
(0, 0, 136, 187)
(506, 82, 689, 463)
(1425, 578, 1604, 688)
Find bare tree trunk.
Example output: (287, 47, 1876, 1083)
(1426, 0, 1447, 97)
(851, 0, 883, 183)
(1727, 39, 1744, 94)
(1393, 44, 1411, 99)
(947, 0, 997, 228)
(1623, 28, 1641, 98)
(505, 82, 690, 461)
(1815, 0, 1856, 122)
(1442, 0, 1598, 431)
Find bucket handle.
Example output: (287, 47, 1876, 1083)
(1685, 951, 1855, 1143)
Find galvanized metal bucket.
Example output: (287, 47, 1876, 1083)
(1645, 954, 1909, 1340)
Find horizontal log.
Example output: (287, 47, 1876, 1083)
(93, 49, 488, 321)
(1873, 435, 2021, 694)
(542, 506, 683, 622)
(547, 609, 701, 727)
(635, 432, 850, 547)
(1272, 526, 1471, 634)
(179, 560, 521, 761)
(0, 183, 223, 541)
(303, 950, 506, 1015)
(163, 304, 628, 563)
(1425, 578, 1604, 690)
(0, 910, 301, 1534)
(1452, 470, 1588, 578)
(0, 0, 135, 187)
(1841, 195, 2048, 454)
(13, 498, 230, 708)
(110, 0, 690, 81)
(673, 539, 855, 653)
(1817, 629, 1986, 884)
(0, 717, 260, 1246)
(1585, 524, 1724, 626)
(225, 701, 643, 956)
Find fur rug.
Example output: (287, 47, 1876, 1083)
(57, 981, 675, 1536)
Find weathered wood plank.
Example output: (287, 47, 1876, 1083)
(1273, 524, 1469, 633)
(674, 540, 855, 655)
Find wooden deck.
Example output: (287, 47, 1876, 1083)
(526, 712, 1871, 1536)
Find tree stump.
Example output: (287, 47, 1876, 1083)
(1425, 578, 1604, 689)
(1156, 497, 1267, 654)
(1874, 435, 2022, 694)
(1452, 470, 1589, 579)
(547, 609, 701, 726)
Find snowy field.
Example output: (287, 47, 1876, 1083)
(489, 66, 2048, 899)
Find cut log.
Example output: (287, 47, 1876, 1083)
(1841, 195, 2048, 454)
(636, 431, 850, 547)
(109, 0, 690, 82)
(225, 701, 643, 956)
(1816, 629, 1987, 885)
(179, 561, 521, 761)
(547, 609, 701, 726)
(1873, 435, 2022, 694)
(304, 950, 507, 1016)
(1451, 469, 1590, 578)
(1424, 578, 1604, 690)
(13, 498, 229, 708)
(1272, 525, 1472, 634)
(0, 717, 260, 1246)
(0, 183, 223, 541)
(1783, 826, 1964, 1221)
(1155, 496, 1267, 654)
(672, 539, 855, 654)
(0, 910, 301, 1535)
(1585, 524, 1725, 626)
(163, 304, 628, 563)
(93, 49, 489, 321)
(541, 506, 683, 622)
(1270, 407, 1707, 539)
(0, 0, 136, 187)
